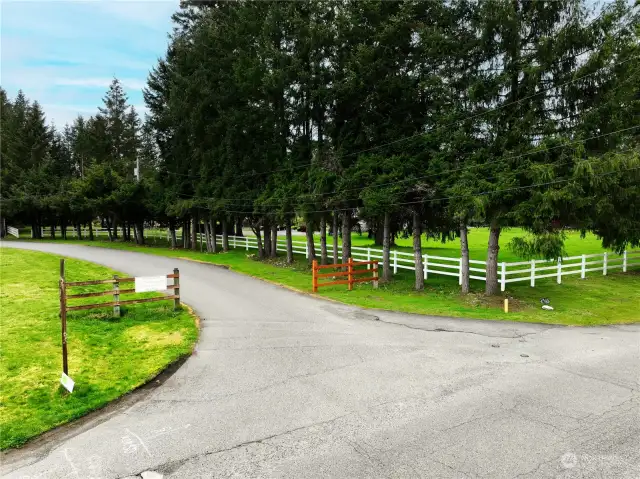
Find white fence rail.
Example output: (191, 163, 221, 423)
(208, 234, 638, 291)
(29, 227, 639, 290)
(7, 226, 19, 238)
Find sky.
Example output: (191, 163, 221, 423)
(1, 0, 178, 127)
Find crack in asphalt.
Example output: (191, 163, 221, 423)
(371, 316, 558, 339)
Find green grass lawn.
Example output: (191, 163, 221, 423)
(312, 227, 611, 261)
(12, 233, 639, 326)
(0, 248, 198, 450)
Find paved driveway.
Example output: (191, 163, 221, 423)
(1, 242, 639, 478)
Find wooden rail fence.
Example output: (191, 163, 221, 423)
(312, 257, 378, 293)
(58, 258, 180, 376)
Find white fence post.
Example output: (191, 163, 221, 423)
(581, 254, 586, 279)
(393, 250, 398, 274)
(423, 254, 428, 280)
(305, 242, 309, 259)
(367, 247, 371, 269)
(458, 258, 463, 286)
(245, 236, 249, 251)
(603, 252, 608, 276)
(623, 251, 627, 273)
(557, 257, 562, 284)
(233, 235, 236, 248)
(530, 260, 535, 287)
(500, 262, 506, 292)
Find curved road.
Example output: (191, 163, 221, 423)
(1, 242, 639, 479)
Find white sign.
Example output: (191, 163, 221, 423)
(60, 372, 75, 393)
(135, 276, 168, 293)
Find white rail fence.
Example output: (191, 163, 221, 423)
(7, 226, 20, 238)
(27, 227, 640, 290)
(209, 234, 639, 291)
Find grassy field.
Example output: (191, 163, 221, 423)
(339, 227, 612, 261)
(0, 248, 198, 449)
(11, 229, 639, 326)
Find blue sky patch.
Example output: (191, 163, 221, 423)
(1, 0, 177, 126)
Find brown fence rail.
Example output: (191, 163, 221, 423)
(58, 258, 180, 376)
(312, 257, 378, 293)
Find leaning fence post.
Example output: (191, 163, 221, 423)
(393, 250, 398, 274)
(500, 262, 506, 292)
(603, 252, 608, 276)
(348, 257, 354, 291)
(623, 250, 627, 273)
(113, 275, 120, 318)
(312, 259, 318, 293)
(557, 257, 562, 284)
(173, 268, 180, 310)
(581, 254, 586, 279)
(59, 259, 68, 376)
(530, 259, 535, 287)
(423, 254, 428, 280)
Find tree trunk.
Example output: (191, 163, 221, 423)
(485, 223, 501, 296)
(122, 222, 127, 241)
(76, 223, 82, 240)
(61, 219, 67, 240)
(112, 216, 118, 239)
(374, 221, 384, 246)
(413, 211, 424, 291)
(204, 220, 211, 252)
(222, 220, 230, 252)
(270, 223, 277, 257)
(50, 224, 55, 239)
(88, 222, 94, 241)
(263, 219, 271, 258)
(305, 227, 316, 265)
(460, 223, 470, 294)
(137, 222, 145, 245)
(211, 218, 217, 253)
(319, 216, 328, 265)
(254, 225, 264, 259)
(235, 217, 244, 236)
(285, 217, 293, 264)
(133, 224, 139, 244)
(332, 212, 339, 264)
(382, 212, 392, 282)
(341, 211, 351, 265)
(169, 222, 177, 249)
(191, 214, 198, 250)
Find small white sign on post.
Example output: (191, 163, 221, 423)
(60, 372, 75, 393)
(135, 276, 168, 293)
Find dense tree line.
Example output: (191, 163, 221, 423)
(1, 0, 638, 295)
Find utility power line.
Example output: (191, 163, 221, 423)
(217, 165, 640, 216)
(159, 50, 638, 181)
(178, 125, 640, 206)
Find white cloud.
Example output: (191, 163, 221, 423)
(53, 77, 147, 90)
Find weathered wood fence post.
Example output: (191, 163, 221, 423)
(59, 259, 68, 375)
(113, 275, 120, 318)
(173, 268, 180, 310)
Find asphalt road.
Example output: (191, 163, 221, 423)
(1, 242, 639, 479)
